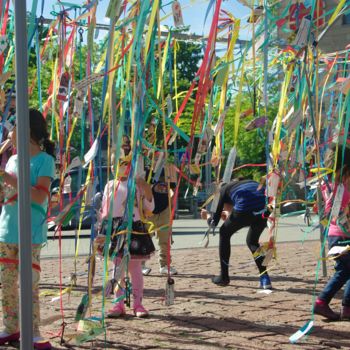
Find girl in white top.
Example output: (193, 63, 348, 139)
(98, 157, 155, 318)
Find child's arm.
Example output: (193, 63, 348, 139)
(136, 178, 153, 201)
(2, 171, 51, 204)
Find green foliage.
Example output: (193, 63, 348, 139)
(175, 41, 203, 81)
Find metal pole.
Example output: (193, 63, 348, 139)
(317, 186, 327, 277)
(14, 1, 33, 349)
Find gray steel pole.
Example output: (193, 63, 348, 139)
(14, 1, 33, 348)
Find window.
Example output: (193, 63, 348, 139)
(342, 13, 350, 25)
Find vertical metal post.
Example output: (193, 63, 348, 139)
(317, 186, 327, 277)
(14, 1, 33, 349)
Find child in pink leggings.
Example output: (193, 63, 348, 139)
(98, 152, 155, 317)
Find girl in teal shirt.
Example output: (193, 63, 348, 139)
(0, 109, 55, 350)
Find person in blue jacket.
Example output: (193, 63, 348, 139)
(204, 178, 272, 289)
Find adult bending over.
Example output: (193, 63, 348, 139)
(203, 178, 271, 288)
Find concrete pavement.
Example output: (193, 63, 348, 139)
(42, 215, 321, 258)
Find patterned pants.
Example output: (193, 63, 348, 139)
(0, 243, 41, 335)
(148, 207, 172, 268)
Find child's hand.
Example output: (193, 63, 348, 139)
(200, 209, 209, 220)
(94, 234, 106, 256)
(94, 234, 106, 245)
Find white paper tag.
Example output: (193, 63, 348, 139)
(75, 73, 104, 91)
(84, 138, 99, 165)
(293, 15, 311, 47)
(222, 147, 237, 183)
(331, 184, 344, 220)
(165, 278, 175, 306)
(172, 1, 184, 27)
(63, 175, 72, 194)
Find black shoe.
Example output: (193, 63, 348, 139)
(212, 275, 229, 286)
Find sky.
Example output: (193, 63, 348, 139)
(28, 0, 251, 39)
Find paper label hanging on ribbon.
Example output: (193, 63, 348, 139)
(84, 138, 99, 165)
(193, 177, 201, 196)
(197, 125, 213, 155)
(166, 94, 173, 116)
(0, 35, 8, 55)
(267, 171, 280, 198)
(210, 183, 222, 213)
(75, 73, 104, 91)
(73, 88, 87, 118)
(293, 15, 311, 48)
(57, 72, 71, 101)
(63, 175, 72, 194)
(165, 278, 175, 306)
(165, 163, 177, 183)
(153, 152, 164, 179)
(214, 107, 228, 136)
(172, 1, 184, 27)
(168, 132, 177, 146)
(222, 147, 237, 184)
(331, 184, 344, 221)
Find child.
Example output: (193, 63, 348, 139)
(314, 147, 350, 321)
(142, 167, 178, 276)
(0, 109, 55, 349)
(97, 148, 155, 318)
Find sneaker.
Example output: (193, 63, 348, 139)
(159, 266, 178, 275)
(212, 275, 230, 286)
(259, 274, 272, 290)
(142, 265, 152, 276)
(0, 331, 20, 345)
(33, 337, 52, 350)
(133, 305, 149, 318)
(341, 305, 350, 320)
(107, 303, 126, 318)
(314, 299, 339, 321)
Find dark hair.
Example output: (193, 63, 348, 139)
(29, 108, 56, 158)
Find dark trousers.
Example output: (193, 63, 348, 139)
(219, 210, 268, 279)
(319, 236, 350, 306)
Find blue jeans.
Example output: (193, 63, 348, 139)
(319, 236, 350, 306)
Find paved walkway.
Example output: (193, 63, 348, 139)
(2, 240, 350, 349)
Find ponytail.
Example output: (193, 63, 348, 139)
(43, 138, 56, 158)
